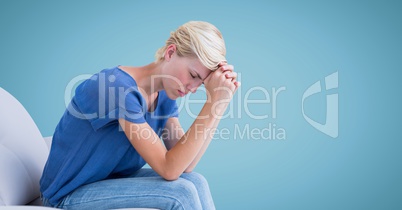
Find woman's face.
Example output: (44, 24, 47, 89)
(162, 51, 211, 99)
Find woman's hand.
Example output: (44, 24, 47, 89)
(203, 62, 240, 107)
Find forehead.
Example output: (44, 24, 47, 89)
(187, 57, 211, 76)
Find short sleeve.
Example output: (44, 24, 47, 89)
(118, 86, 147, 124)
(70, 68, 147, 131)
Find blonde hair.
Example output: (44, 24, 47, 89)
(155, 21, 226, 71)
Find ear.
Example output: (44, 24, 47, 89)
(164, 44, 176, 61)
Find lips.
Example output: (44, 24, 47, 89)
(178, 90, 185, 97)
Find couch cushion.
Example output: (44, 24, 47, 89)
(0, 87, 49, 205)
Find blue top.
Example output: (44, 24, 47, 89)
(40, 66, 179, 206)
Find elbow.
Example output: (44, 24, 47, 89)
(162, 168, 191, 180)
(163, 175, 179, 181)
(184, 165, 194, 173)
(163, 172, 179, 181)
(162, 170, 180, 181)
(183, 169, 193, 173)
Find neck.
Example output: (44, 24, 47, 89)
(129, 62, 164, 96)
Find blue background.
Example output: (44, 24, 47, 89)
(1, 0, 401, 209)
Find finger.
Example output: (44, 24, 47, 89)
(219, 64, 234, 72)
(234, 81, 241, 89)
(218, 61, 227, 67)
(225, 73, 237, 82)
(224, 72, 237, 79)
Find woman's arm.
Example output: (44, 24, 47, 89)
(162, 117, 183, 151)
(119, 101, 226, 180)
(120, 64, 238, 180)
(162, 117, 216, 173)
(162, 64, 239, 173)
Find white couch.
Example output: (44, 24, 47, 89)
(0, 87, 156, 210)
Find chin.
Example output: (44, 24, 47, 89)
(165, 90, 178, 100)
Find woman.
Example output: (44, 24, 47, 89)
(40, 21, 240, 210)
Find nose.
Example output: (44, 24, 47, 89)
(188, 86, 197, 93)
(187, 82, 201, 93)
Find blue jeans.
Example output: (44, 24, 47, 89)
(42, 168, 215, 210)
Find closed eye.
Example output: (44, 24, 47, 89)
(190, 70, 203, 81)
